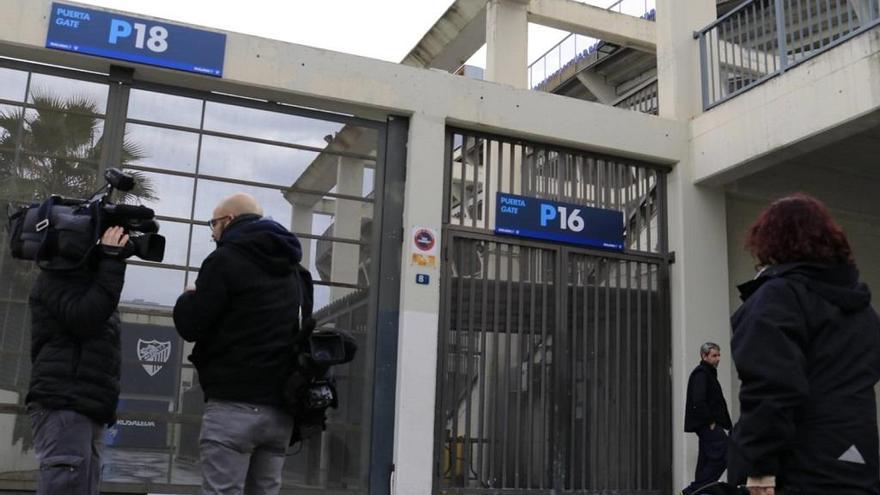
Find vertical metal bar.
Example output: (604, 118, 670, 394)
(835, 0, 847, 38)
(614, 258, 623, 487)
(776, 0, 790, 71)
(707, 29, 717, 104)
(636, 259, 644, 488)
(787, 0, 798, 60)
(490, 238, 502, 486)
(509, 142, 516, 194)
(567, 254, 577, 493)
(502, 241, 514, 488)
(824, 0, 835, 42)
(712, 27, 721, 103)
(744, 7, 753, 84)
(846, 0, 855, 33)
(525, 250, 536, 489)
(581, 255, 589, 489)
(636, 167, 644, 252)
(476, 239, 490, 486)
(540, 249, 549, 489)
(602, 257, 611, 489)
(806, 0, 815, 52)
(460, 135, 468, 227)
(552, 246, 566, 494)
(646, 179, 654, 253)
(450, 238, 465, 486)
(513, 247, 525, 488)
(760, 0, 772, 73)
(472, 137, 479, 229)
(749, 2, 759, 78)
(647, 262, 654, 487)
(485, 139, 493, 231)
(737, 12, 746, 90)
(625, 258, 633, 489)
(442, 132, 454, 226)
(721, 20, 731, 97)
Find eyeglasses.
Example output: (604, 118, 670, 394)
(209, 215, 231, 231)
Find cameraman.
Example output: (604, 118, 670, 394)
(26, 226, 129, 495)
(173, 193, 302, 495)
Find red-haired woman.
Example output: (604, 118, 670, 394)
(728, 194, 880, 495)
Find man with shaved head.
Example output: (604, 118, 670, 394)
(174, 193, 303, 495)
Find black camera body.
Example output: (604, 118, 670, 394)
(283, 317, 358, 445)
(6, 168, 165, 270)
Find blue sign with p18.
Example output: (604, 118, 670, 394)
(495, 192, 625, 250)
(46, 3, 226, 77)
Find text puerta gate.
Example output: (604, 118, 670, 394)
(435, 129, 672, 494)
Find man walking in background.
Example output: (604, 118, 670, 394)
(682, 342, 732, 495)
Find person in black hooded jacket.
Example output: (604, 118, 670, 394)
(728, 194, 880, 495)
(27, 225, 129, 495)
(173, 193, 303, 495)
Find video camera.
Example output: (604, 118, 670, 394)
(6, 168, 165, 270)
(283, 315, 358, 444)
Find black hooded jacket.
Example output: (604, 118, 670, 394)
(728, 263, 880, 494)
(685, 360, 732, 433)
(173, 215, 303, 406)
(27, 257, 126, 425)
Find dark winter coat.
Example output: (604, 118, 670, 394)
(685, 360, 732, 433)
(173, 215, 303, 406)
(728, 263, 880, 494)
(26, 257, 126, 425)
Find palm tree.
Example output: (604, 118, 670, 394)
(0, 91, 156, 203)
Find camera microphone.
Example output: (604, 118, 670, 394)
(104, 168, 136, 192)
(105, 204, 155, 219)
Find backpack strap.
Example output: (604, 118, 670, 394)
(32, 195, 59, 268)
(292, 264, 316, 347)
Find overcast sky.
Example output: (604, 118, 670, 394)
(73, 0, 632, 68)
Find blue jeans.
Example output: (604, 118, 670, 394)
(199, 400, 294, 495)
(28, 404, 105, 495)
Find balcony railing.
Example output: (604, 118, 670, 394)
(696, 0, 880, 110)
(528, 0, 657, 90)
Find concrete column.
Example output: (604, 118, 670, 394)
(291, 201, 314, 269)
(656, 1, 734, 492)
(485, 0, 529, 88)
(392, 112, 446, 495)
(330, 156, 365, 300)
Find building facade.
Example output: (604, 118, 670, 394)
(0, 0, 878, 493)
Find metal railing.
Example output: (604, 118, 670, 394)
(613, 78, 659, 114)
(528, 0, 657, 89)
(696, 0, 880, 110)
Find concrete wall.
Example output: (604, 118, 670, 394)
(692, 28, 880, 185)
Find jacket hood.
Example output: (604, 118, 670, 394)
(218, 215, 302, 273)
(738, 262, 870, 313)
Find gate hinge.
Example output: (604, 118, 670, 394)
(667, 251, 676, 264)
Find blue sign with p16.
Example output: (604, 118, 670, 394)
(495, 192, 624, 250)
(46, 3, 226, 77)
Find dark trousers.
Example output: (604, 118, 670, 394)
(28, 404, 105, 495)
(683, 426, 728, 494)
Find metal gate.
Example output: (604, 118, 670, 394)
(435, 129, 671, 494)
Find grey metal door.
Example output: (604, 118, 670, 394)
(435, 129, 671, 494)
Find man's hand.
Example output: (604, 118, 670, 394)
(101, 226, 129, 248)
(747, 488, 774, 495)
(709, 422, 716, 430)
